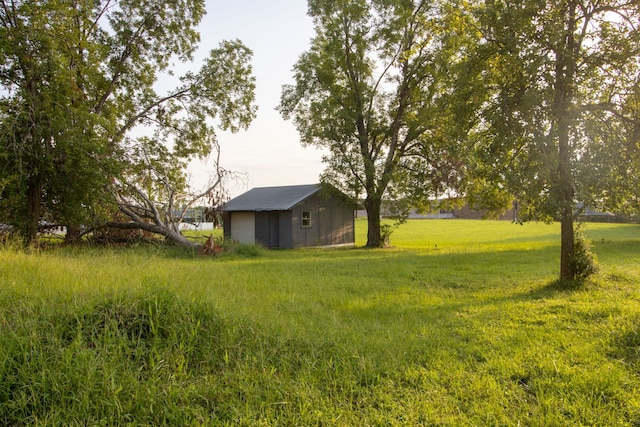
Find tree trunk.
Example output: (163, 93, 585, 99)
(106, 221, 200, 249)
(559, 206, 575, 281)
(556, 0, 577, 282)
(557, 66, 575, 281)
(64, 225, 83, 244)
(24, 174, 43, 246)
(364, 196, 383, 248)
(557, 89, 575, 281)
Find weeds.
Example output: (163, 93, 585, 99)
(0, 289, 226, 425)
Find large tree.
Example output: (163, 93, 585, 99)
(279, 0, 470, 247)
(0, 0, 256, 245)
(465, 0, 640, 280)
(0, 0, 111, 243)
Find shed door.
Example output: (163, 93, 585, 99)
(230, 212, 255, 245)
(268, 213, 279, 248)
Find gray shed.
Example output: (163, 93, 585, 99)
(222, 184, 357, 248)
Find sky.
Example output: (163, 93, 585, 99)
(183, 0, 324, 198)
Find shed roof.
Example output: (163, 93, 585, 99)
(223, 184, 322, 212)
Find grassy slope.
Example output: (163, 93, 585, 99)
(1, 220, 639, 425)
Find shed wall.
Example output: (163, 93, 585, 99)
(229, 212, 255, 245)
(255, 212, 286, 248)
(279, 211, 293, 248)
(255, 212, 269, 247)
(290, 194, 354, 248)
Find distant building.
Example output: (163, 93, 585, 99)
(576, 204, 620, 223)
(222, 184, 358, 248)
(356, 200, 518, 221)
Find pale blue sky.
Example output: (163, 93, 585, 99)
(186, 0, 324, 197)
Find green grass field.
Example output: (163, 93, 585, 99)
(1, 219, 639, 425)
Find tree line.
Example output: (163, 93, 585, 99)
(1, 0, 639, 282)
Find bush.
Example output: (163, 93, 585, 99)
(569, 233, 599, 281)
(381, 224, 394, 247)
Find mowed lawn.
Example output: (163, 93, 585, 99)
(1, 219, 639, 425)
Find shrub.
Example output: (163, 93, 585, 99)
(569, 233, 599, 281)
(381, 224, 394, 247)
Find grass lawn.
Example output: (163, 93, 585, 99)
(1, 219, 639, 425)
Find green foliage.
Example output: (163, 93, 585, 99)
(1, 220, 640, 424)
(380, 223, 395, 247)
(464, 177, 514, 219)
(0, 0, 125, 239)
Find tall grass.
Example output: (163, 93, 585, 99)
(1, 220, 639, 425)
